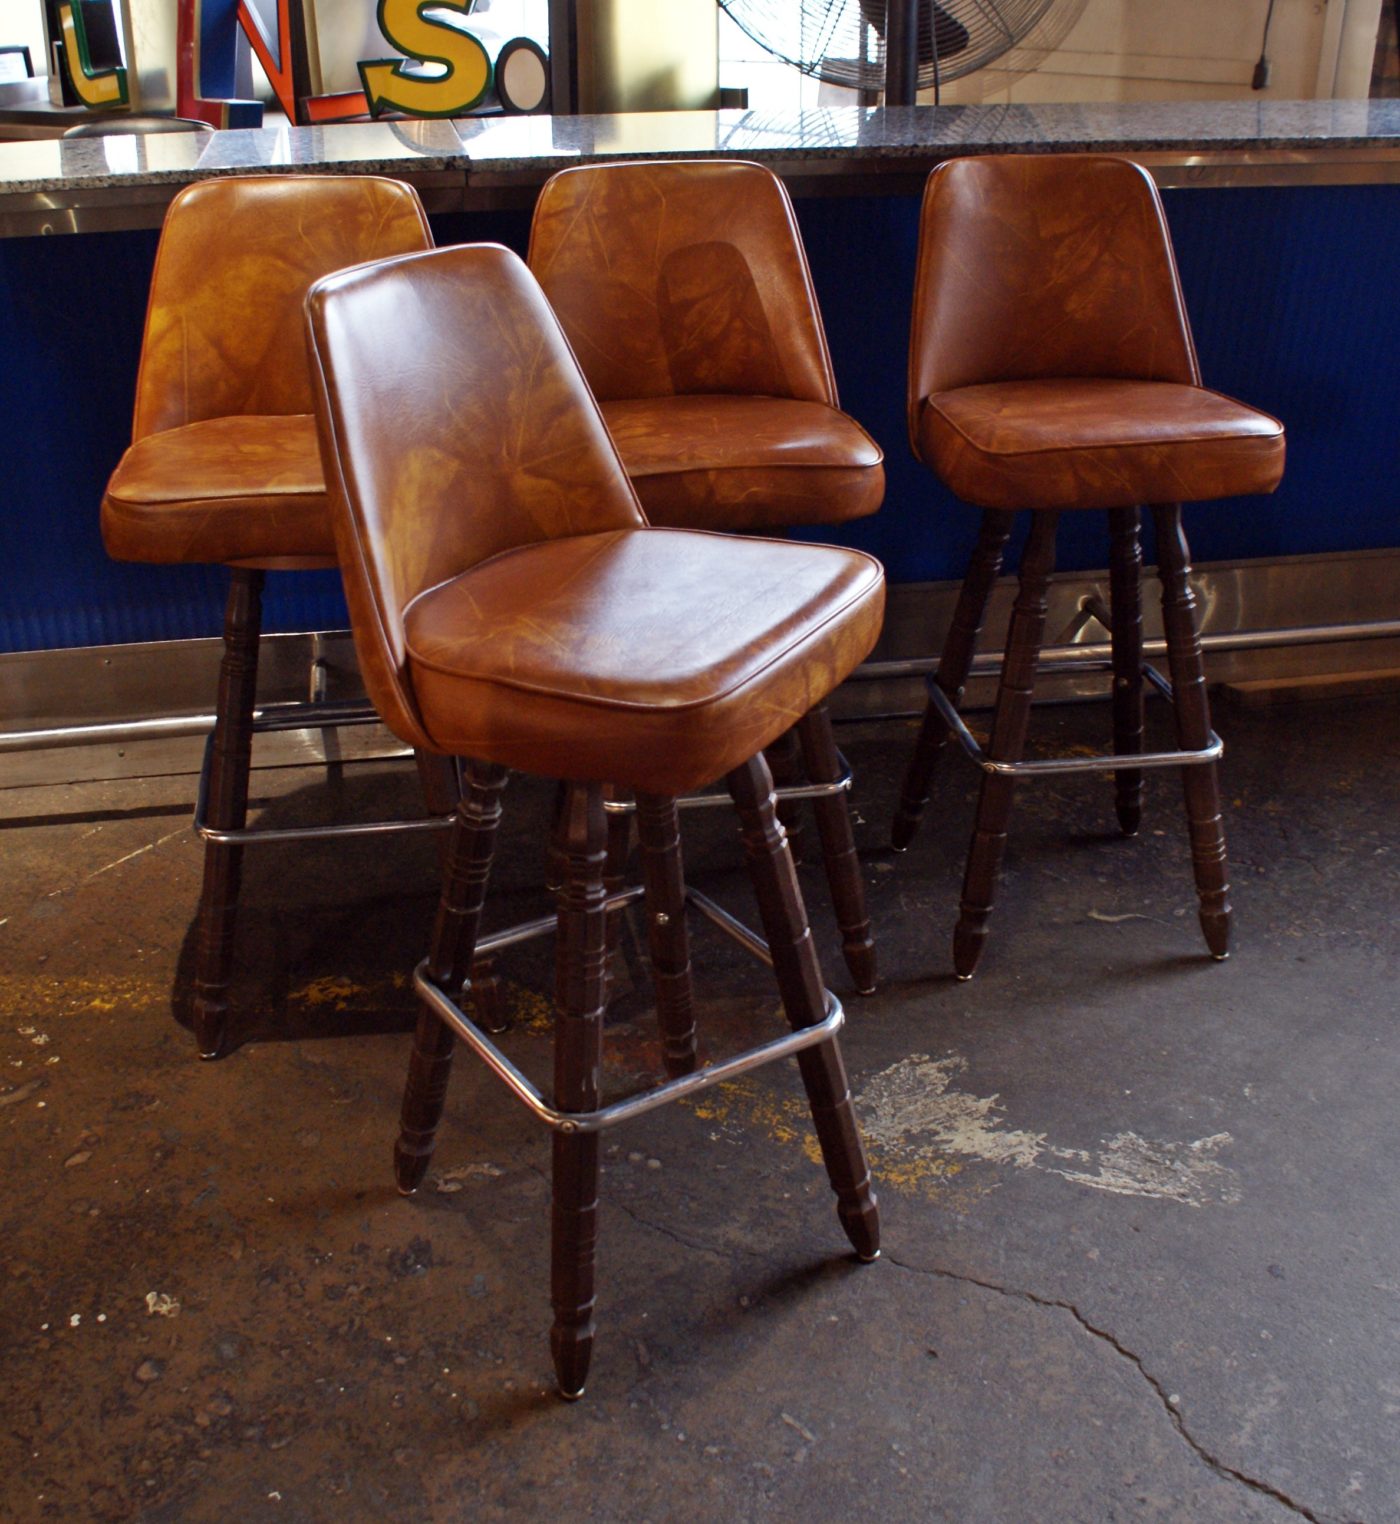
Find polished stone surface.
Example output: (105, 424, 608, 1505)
(461, 97, 1400, 176)
(0, 120, 469, 193)
(2, 98, 1398, 196)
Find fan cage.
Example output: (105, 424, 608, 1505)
(717, 0, 1081, 93)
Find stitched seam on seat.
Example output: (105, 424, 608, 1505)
(404, 531, 881, 611)
(604, 403, 884, 464)
(104, 487, 325, 508)
(408, 568, 882, 712)
(927, 412, 1284, 460)
(925, 386, 1284, 460)
(625, 459, 882, 480)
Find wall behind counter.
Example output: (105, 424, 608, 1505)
(1, 183, 1395, 654)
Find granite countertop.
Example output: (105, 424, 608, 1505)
(1, 98, 1396, 208)
(0, 119, 472, 195)
(458, 97, 1400, 178)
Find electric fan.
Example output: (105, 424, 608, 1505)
(717, 0, 1088, 102)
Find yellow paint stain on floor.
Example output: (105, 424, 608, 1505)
(0, 971, 983, 1209)
(508, 985, 554, 1034)
(685, 1075, 986, 1205)
(1, 971, 420, 1025)
(283, 970, 411, 1008)
(296, 975, 365, 1010)
(0, 973, 164, 1021)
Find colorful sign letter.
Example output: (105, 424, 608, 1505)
(58, 0, 128, 107)
(177, 0, 369, 125)
(359, 0, 491, 117)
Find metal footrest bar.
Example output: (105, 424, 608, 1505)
(686, 888, 774, 967)
(193, 726, 456, 846)
(412, 886, 842, 1137)
(1080, 593, 1114, 637)
(854, 615, 1400, 686)
(472, 886, 647, 959)
(247, 696, 383, 733)
(927, 681, 1222, 779)
(602, 754, 853, 815)
(998, 654, 1177, 703)
(0, 695, 392, 755)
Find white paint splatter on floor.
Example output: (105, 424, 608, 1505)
(1046, 1129, 1240, 1205)
(857, 1055, 1047, 1170)
(857, 1054, 1241, 1207)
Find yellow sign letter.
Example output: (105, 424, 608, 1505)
(359, 0, 492, 118)
(58, 1, 129, 109)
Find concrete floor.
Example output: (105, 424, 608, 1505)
(2, 694, 1398, 1524)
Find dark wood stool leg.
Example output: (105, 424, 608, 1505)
(550, 782, 609, 1399)
(727, 755, 880, 1262)
(1108, 507, 1146, 837)
(1152, 504, 1231, 960)
(953, 512, 1060, 981)
(893, 509, 1016, 851)
(395, 760, 509, 1194)
(601, 789, 634, 1002)
(634, 794, 697, 1077)
(796, 704, 877, 995)
(604, 795, 633, 890)
(765, 725, 806, 862)
(192, 568, 264, 1059)
(413, 750, 461, 820)
(545, 779, 569, 892)
(412, 753, 505, 1033)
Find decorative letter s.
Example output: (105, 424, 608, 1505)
(359, 0, 491, 118)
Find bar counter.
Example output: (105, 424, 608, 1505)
(2, 98, 1398, 235)
(1, 99, 1397, 693)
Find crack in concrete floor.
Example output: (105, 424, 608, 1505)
(605, 1190, 1347, 1524)
(886, 1250, 1342, 1524)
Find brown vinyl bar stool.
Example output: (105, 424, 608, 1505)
(528, 159, 886, 993)
(304, 242, 883, 1399)
(100, 175, 437, 1058)
(891, 155, 1286, 979)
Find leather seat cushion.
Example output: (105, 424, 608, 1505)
(101, 414, 333, 564)
(600, 395, 884, 531)
(404, 528, 885, 796)
(917, 378, 1285, 511)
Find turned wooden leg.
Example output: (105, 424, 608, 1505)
(796, 704, 877, 995)
(413, 750, 461, 821)
(1108, 507, 1146, 837)
(765, 725, 806, 862)
(1152, 504, 1231, 960)
(550, 782, 609, 1399)
(192, 568, 264, 1059)
(395, 760, 509, 1195)
(604, 795, 633, 890)
(601, 789, 634, 1002)
(954, 512, 1059, 981)
(727, 755, 880, 1263)
(545, 779, 569, 892)
(412, 751, 506, 1032)
(634, 794, 697, 1077)
(893, 509, 1015, 851)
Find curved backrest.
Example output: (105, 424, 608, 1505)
(528, 159, 838, 406)
(305, 243, 648, 750)
(908, 155, 1201, 452)
(132, 175, 433, 441)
